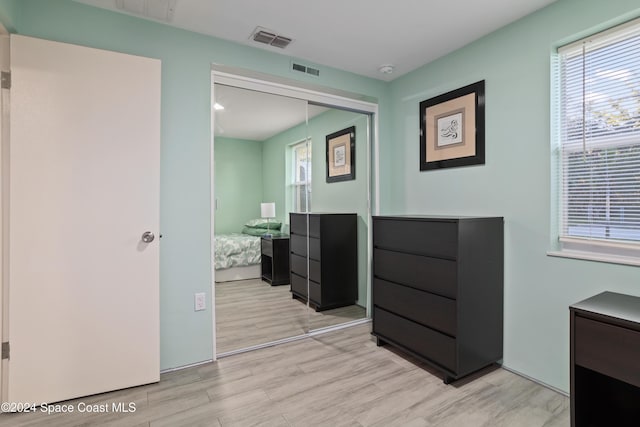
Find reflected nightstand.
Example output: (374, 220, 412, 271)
(260, 236, 290, 286)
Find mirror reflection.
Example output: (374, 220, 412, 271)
(213, 84, 369, 355)
(298, 106, 370, 332)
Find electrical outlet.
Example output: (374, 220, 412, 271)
(194, 292, 206, 311)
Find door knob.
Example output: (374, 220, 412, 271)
(141, 231, 155, 243)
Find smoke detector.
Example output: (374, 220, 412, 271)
(115, 0, 177, 23)
(378, 64, 395, 75)
(250, 27, 293, 49)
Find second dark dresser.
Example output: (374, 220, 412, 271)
(289, 213, 358, 311)
(570, 292, 640, 427)
(372, 215, 504, 383)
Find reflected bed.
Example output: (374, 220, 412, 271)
(214, 233, 262, 282)
(214, 218, 284, 283)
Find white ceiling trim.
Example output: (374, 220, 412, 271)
(213, 69, 378, 114)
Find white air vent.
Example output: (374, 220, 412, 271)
(253, 30, 276, 44)
(115, 0, 176, 23)
(291, 62, 320, 77)
(251, 27, 293, 49)
(271, 36, 292, 49)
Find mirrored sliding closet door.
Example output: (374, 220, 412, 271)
(213, 84, 312, 354)
(302, 105, 370, 333)
(213, 79, 373, 356)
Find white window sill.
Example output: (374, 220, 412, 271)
(547, 249, 640, 267)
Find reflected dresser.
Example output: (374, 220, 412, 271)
(289, 213, 358, 311)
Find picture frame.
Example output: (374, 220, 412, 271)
(326, 126, 355, 183)
(419, 80, 485, 171)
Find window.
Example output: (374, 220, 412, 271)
(557, 18, 640, 260)
(292, 140, 311, 212)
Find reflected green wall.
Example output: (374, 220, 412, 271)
(214, 137, 263, 234)
(262, 108, 370, 307)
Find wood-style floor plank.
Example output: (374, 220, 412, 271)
(215, 278, 366, 354)
(0, 324, 569, 427)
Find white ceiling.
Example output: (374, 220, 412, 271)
(214, 85, 328, 141)
(73, 0, 557, 139)
(75, 0, 557, 81)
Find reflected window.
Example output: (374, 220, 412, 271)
(292, 140, 311, 212)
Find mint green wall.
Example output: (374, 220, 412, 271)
(1, 0, 389, 370)
(214, 137, 263, 234)
(262, 109, 370, 307)
(388, 0, 640, 392)
(0, 0, 19, 32)
(3, 0, 638, 393)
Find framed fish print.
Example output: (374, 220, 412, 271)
(419, 80, 485, 171)
(326, 126, 355, 183)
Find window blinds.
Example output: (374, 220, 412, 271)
(292, 140, 311, 213)
(558, 18, 640, 244)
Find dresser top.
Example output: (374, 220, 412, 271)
(291, 212, 356, 215)
(373, 215, 503, 221)
(571, 291, 640, 324)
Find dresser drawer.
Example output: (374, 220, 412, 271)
(309, 259, 321, 283)
(374, 278, 456, 336)
(291, 273, 307, 298)
(290, 234, 306, 256)
(373, 218, 458, 259)
(290, 214, 321, 238)
(261, 238, 272, 257)
(574, 315, 640, 388)
(374, 248, 457, 299)
(290, 253, 307, 278)
(289, 234, 320, 258)
(374, 307, 456, 372)
(291, 274, 318, 304)
(309, 215, 320, 238)
(309, 237, 321, 260)
(309, 280, 321, 305)
(290, 214, 307, 236)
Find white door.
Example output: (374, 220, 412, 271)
(6, 35, 161, 404)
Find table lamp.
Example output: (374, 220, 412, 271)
(260, 202, 276, 237)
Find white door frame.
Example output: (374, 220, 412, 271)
(209, 66, 380, 360)
(0, 22, 9, 403)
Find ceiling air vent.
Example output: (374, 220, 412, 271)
(253, 30, 276, 44)
(271, 36, 293, 49)
(291, 62, 320, 77)
(115, 0, 176, 22)
(250, 27, 293, 49)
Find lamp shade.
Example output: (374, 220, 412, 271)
(260, 202, 276, 219)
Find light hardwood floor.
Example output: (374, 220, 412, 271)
(216, 279, 366, 354)
(0, 323, 569, 427)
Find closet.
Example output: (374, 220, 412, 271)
(212, 74, 376, 356)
